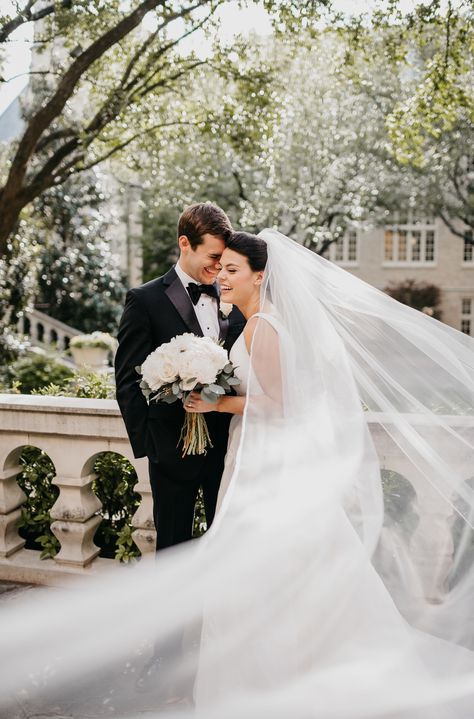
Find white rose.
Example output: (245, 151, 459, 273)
(169, 333, 200, 353)
(178, 351, 211, 388)
(199, 339, 228, 374)
(178, 341, 228, 388)
(141, 346, 179, 390)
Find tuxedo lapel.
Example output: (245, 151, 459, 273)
(164, 268, 203, 337)
(218, 309, 229, 343)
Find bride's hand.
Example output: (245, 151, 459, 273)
(184, 391, 217, 413)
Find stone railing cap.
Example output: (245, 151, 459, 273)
(0, 394, 120, 415)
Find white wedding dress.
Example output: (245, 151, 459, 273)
(215, 312, 271, 515)
(1, 229, 474, 719)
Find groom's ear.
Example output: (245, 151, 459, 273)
(178, 235, 191, 252)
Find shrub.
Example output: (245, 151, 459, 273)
(384, 279, 442, 320)
(8, 351, 75, 394)
(32, 370, 115, 399)
(17, 447, 60, 560)
(70, 331, 118, 351)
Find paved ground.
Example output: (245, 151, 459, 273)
(0, 581, 191, 717)
(0, 580, 36, 603)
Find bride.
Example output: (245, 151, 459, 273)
(1, 228, 474, 718)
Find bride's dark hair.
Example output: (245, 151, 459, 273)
(226, 231, 267, 271)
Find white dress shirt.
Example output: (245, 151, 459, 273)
(175, 262, 220, 339)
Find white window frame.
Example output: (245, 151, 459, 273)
(329, 229, 359, 267)
(383, 221, 437, 267)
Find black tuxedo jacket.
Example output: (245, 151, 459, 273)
(115, 267, 245, 462)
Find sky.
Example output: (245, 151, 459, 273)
(0, 0, 433, 116)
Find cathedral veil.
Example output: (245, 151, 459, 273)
(1, 228, 474, 718)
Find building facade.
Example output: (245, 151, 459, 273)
(328, 219, 474, 336)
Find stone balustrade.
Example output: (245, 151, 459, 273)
(18, 308, 81, 350)
(0, 394, 155, 586)
(0, 396, 472, 596)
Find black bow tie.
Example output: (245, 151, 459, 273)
(187, 282, 219, 305)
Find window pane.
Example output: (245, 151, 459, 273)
(335, 238, 344, 261)
(425, 230, 435, 261)
(462, 298, 472, 315)
(348, 231, 357, 261)
(411, 231, 421, 261)
(464, 234, 473, 262)
(398, 230, 407, 261)
(461, 319, 471, 335)
(384, 230, 394, 261)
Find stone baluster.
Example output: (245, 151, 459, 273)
(0, 465, 26, 557)
(30, 320, 37, 343)
(130, 457, 156, 558)
(409, 489, 455, 602)
(50, 471, 102, 567)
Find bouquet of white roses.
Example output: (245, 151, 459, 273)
(136, 334, 240, 456)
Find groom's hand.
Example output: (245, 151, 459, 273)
(184, 391, 217, 414)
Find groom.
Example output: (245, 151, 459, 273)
(115, 203, 244, 551)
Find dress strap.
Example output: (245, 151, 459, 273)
(250, 312, 282, 334)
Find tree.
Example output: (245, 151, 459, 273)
(34, 171, 126, 333)
(0, 0, 330, 258)
(353, 1, 474, 244)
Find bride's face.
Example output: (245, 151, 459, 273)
(217, 248, 262, 307)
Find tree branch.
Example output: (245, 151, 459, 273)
(64, 120, 202, 174)
(0, 0, 72, 44)
(3, 0, 170, 194)
(232, 169, 248, 202)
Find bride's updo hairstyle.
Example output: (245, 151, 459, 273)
(225, 231, 267, 271)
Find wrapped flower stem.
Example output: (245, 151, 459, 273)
(178, 411, 213, 457)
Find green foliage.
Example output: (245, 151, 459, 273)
(32, 370, 115, 399)
(141, 206, 179, 283)
(384, 279, 442, 320)
(70, 332, 118, 350)
(8, 352, 75, 394)
(35, 173, 126, 334)
(91, 451, 140, 562)
(17, 446, 140, 563)
(0, 224, 39, 367)
(17, 447, 60, 560)
(381, 469, 419, 539)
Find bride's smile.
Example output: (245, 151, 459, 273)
(217, 246, 263, 319)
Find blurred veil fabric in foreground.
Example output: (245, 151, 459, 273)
(1, 229, 474, 718)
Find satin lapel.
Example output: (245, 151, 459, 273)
(165, 275, 203, 337)
(214, 284, 229, 342)
(218, 311, 229, 343)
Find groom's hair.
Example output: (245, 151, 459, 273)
(178, 203, 232, 248)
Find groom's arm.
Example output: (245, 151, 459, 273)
(115, 289, 152, 458)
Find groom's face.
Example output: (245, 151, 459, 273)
(178, 233, 225, 284)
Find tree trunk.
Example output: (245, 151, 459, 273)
(0, 189, 26, 253)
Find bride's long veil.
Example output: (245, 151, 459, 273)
(1, 228, 474, 718)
